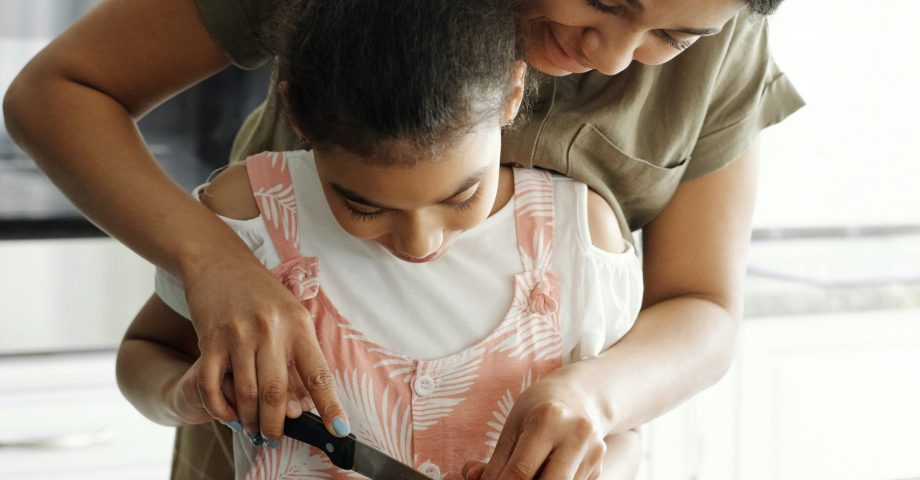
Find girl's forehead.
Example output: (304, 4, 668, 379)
(314, 128, 502, 209)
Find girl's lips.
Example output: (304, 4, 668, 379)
(392, 250, 440, 264)
(541, 23, 593, 74)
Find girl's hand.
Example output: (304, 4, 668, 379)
(183, 258, 350, 444)
(169, 358, 213, 425)
(462, 364, 610, 480)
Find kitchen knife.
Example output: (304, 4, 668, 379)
(284, 412, 432, 480)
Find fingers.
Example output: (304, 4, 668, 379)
(256, 344, 289, 446)
(462, 461, 487, 480)
(197, 353, 237, 424)
(293, 334, 350, 437)
(481, 426, 551, 480)
(229, 348, 260, 441)
(287, 365, 310, 418)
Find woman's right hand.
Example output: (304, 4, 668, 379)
(183, 256, 351, 444)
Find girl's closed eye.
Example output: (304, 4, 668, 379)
(344, 200, 385, 221)
(446, 185, 482, 211)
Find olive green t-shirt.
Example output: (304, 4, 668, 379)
(172, 2, 804, 479)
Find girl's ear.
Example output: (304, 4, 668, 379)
(278, 81, 308, 143)
(501, 61, 527, 127)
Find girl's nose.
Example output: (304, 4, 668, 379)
(581, 27, 638, 76)
(392, 215, 443, 260)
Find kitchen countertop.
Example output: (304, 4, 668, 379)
(743, 229, 920, 317)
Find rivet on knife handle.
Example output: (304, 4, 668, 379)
(283, 412, 357, 469)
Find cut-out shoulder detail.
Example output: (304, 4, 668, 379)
(586, 188, 628, 254)
(199, 163, 260, 220)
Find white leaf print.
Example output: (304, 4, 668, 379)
(254, 182, 298, 245)
(268, 151, 289, 172)
(514, 172, 553, 220)
(483, 369, 535, 449)
(412, 347, 484, 431)
(487, 274, 562, 361)
(518, 229, 553, 272)
(334, 369, 413, 466)
(247, 437, 334, 479)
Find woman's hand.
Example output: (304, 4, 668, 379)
(182, 257, 350, 444)
(462, 363, 611, 480)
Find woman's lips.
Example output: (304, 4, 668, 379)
(541, 23, 593, 74)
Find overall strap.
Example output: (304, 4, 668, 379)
(245, 151, 301, 262)
(511, 168, 555, 272)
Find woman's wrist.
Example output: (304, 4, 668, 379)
(559, 358, 624, 436)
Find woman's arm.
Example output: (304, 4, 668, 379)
(585, 139, 758, 434)
(2, 0, 348, 443)
(469, 141, 759, 480)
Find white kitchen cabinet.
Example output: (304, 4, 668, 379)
(642, 308, 920, 480)
(0, 351, 173, 479)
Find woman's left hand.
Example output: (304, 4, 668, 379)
(462, 363, 610, 480)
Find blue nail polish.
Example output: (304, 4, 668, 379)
(264, 437, 282, 449)
(248, 431, 264, 446)
(332, 417, 350, 436)
(227, 421, 244, 433)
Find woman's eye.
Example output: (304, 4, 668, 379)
(657, 31, 695, 51)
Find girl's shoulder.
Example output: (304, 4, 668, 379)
(546, 174, 628, 255)
(199, 162, 260, 221)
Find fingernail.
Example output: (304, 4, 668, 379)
(264, 437, 282, 449)
(287, 399, 302, 416)
(226, 420, 243, 433)
(332, 416, 350, 436)
(248, 431, 264, 446)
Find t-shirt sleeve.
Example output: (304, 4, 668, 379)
(194, 0, 282, 69)
(684, 15, 806, 180)
(154, 187, 281, 319)
(558, 182, 644, 365)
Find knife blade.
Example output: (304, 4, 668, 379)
(284, 412, 432, 480)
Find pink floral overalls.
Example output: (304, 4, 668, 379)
(243, 151, 563, 479)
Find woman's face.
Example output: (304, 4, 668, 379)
(522, 0, 744, 76)
(313, 127, 504, 264)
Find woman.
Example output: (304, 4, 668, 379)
(3, 0, 802, 478)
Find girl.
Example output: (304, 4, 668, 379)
(116, 0, 642, 478)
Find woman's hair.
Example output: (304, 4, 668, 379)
(271, 0, 519, 159)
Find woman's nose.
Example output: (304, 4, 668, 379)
(581, 27, 638, 76)
(392, 215, 442, 260)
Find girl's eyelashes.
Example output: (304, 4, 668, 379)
(449, 189, 482, 211)
(343, 201, 384, 221)
(586, 0, 623, 15)
(657, 31, 694, 51)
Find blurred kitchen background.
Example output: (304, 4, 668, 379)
(1, 1, 918, 479)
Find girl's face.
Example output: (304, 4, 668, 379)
(313, 128, 503, 263)
(522, 0, 744, 76)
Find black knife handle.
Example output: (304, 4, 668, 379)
(283, 412, 357, 469)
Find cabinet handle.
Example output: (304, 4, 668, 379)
(0, 428, 114, 449)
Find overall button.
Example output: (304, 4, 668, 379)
(413, 375, 436, 397)
(418, 461, 441, 479)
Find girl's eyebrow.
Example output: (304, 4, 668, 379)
(331, 167, 489, 209)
